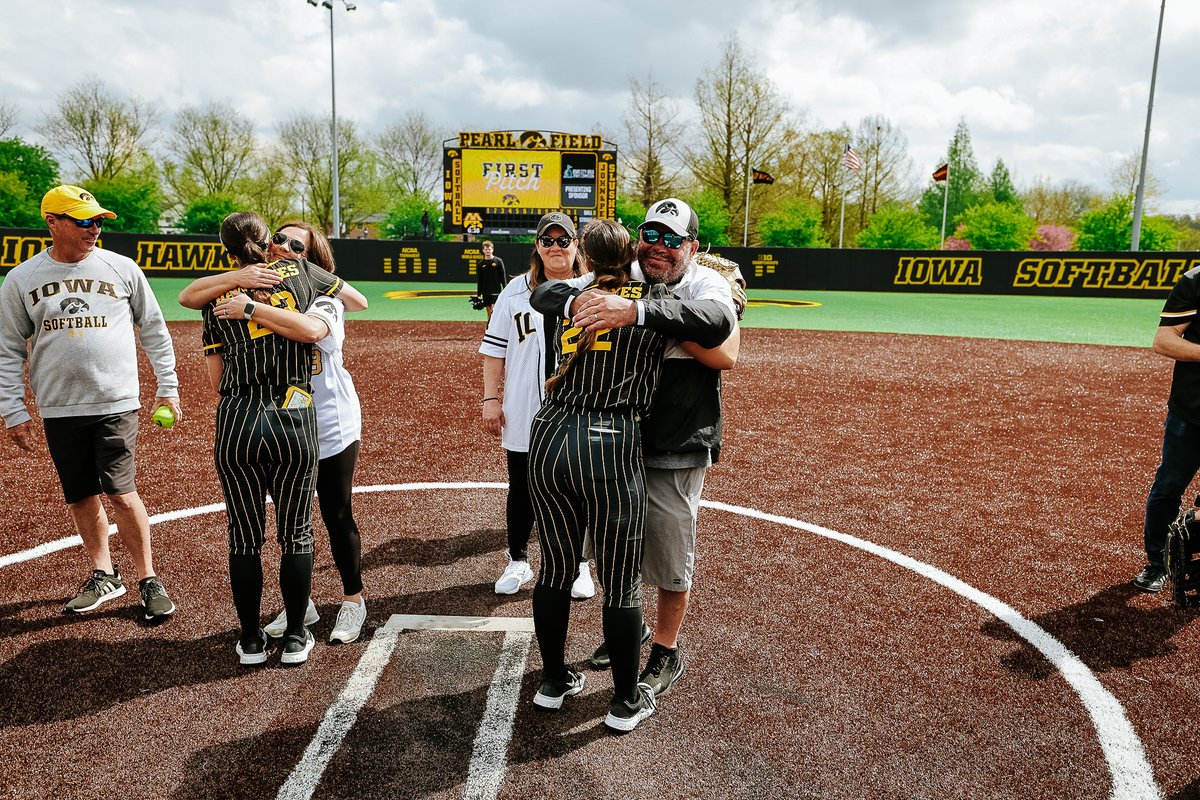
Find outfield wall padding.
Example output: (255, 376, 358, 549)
(2, 228, 1193, 298)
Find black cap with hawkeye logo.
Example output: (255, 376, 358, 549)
(535, 211, 576, 237)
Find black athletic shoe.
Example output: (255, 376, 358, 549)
(639, 643, 686, 697)
(1134, 563, 1167, 593)
(280, 630, 315, 665)
(587, 623, 652, 671)
(138, 576, 175, 621)
(532, 669, 586, 710)
(236, 629, 268, 666)
(604, 682, 656, 732)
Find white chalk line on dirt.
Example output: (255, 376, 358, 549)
(2, 482, 1159, 799)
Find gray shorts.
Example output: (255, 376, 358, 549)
(641, 465, 707, 592)
(43, 410, 139, 504)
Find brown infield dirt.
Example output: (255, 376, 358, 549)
(0, 320, 1197, 800)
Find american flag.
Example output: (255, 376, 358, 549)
(842, 145, 862, 172)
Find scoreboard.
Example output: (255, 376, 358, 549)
(443, 130, 618, 235)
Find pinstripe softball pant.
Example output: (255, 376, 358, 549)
(214, 394, 319, 556)
(527, 404, 645, 608)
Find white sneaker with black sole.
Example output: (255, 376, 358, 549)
(264, 599, 319, 638)
(329, 598, 367, 644)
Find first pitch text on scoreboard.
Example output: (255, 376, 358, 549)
(443, 130, 617, 235)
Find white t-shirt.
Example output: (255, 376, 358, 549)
(305, 296, 362, 460)
(479, 274, 555, 453)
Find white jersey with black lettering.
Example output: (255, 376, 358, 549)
(306, 296, 361, 460)
(479, 274, 555, 453)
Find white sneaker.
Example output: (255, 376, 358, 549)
(495, 555, 534, 595)
(571, 561, 596, 599)
(263, 599, 320, 638)
(329, 598, 367, 644)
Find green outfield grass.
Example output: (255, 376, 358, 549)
(88, 278, 1165, 349)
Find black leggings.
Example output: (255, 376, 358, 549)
(316, 441, 363, 596)
(506, 449, 534, 561)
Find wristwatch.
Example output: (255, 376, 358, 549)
(244, 301, 256, 319)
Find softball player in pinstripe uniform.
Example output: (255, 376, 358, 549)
(525, 219, 674, 731)
(195, 212, 343, 666)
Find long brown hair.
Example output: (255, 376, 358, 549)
(545, 219, 635, 395)
(526, 239, 584, 290)
(219, 212, 270, 266)
(278, 219, 337, 273)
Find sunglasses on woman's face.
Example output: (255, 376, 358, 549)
(272, 231, 306, 254)
(639, 229, 689, 249)
(537, 235, 574, 249)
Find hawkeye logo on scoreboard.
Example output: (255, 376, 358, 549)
(463, 213, 483, 233)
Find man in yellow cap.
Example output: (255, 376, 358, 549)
(0, 185, 182, 621)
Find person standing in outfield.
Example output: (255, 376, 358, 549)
(476, 240, 508, 320)
(1134, 265, 1200, 593)
(527, 219, 734, 733)
(192, 211, 344, 666)
(180, 221, 370, 644)
(0, 185, 180, 621)
(480, 212, 594, 599)
(542, 198, 741, 710)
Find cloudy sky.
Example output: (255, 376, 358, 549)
(3, 0, 1198, 213)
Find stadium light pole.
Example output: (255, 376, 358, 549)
(1131, 0, 1166, 252)
(308, 0, 356, 238)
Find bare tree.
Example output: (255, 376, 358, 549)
(376, 111, 442, 199)
(163, 103, 257, 205)
(687, 34, 792, 228)
(622, 72, 684, 208)
(850, 115, 913, 227)
(278, 114, 384, 234)
(773, 126, 851, 242)
(0, 99, 17, 139)
(1022, 177, 1102, 225)
(38, 78, 157, 180)
(1110, 150, 1163, 200)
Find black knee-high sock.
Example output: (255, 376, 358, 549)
(280, 552, 313, 639)
(229, 554, 263, 638)
(604, 605, 643, 702)
(533, 584, 572, 680)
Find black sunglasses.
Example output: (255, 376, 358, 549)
(52, 213, 105, 229)
(272, 231, 306, 254)
(537, 235, 574, 249)
(640, 229, 690, 249)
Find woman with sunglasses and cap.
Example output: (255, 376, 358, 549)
(188, 211, 345, 666)
(480, 212, 595, 600)
(181, 221, 371, 646)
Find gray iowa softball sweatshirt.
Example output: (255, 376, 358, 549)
(0, 246, 178, 428)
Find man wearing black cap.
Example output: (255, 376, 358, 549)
(536, 197, 741, 712)
(0, 185, 181, 621)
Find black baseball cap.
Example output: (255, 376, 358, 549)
(536, 212, 576, 237)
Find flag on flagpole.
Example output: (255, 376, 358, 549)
(751, 168, 775, 185)
(932, 163, 949, 182)
(842, 145, 862, 172)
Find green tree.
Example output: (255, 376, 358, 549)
(81, 173, 161, 233)
(180, 194, 238, 235)
(1077, 194, 1178, 251)
(0, 138, 59, 228)
(162, 102, 257, 212)
(988, 159, 1018, 205)
(683, 189, 732, 247)
(956, 201, 1036, 250)
(918, 118, 986, 231)
(857, 203, 940, 249)
(759, 199, 830, 247)
(382, 192, 442, 240)
(278, 114, 386, 235)
(615, 194, 646, 228)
